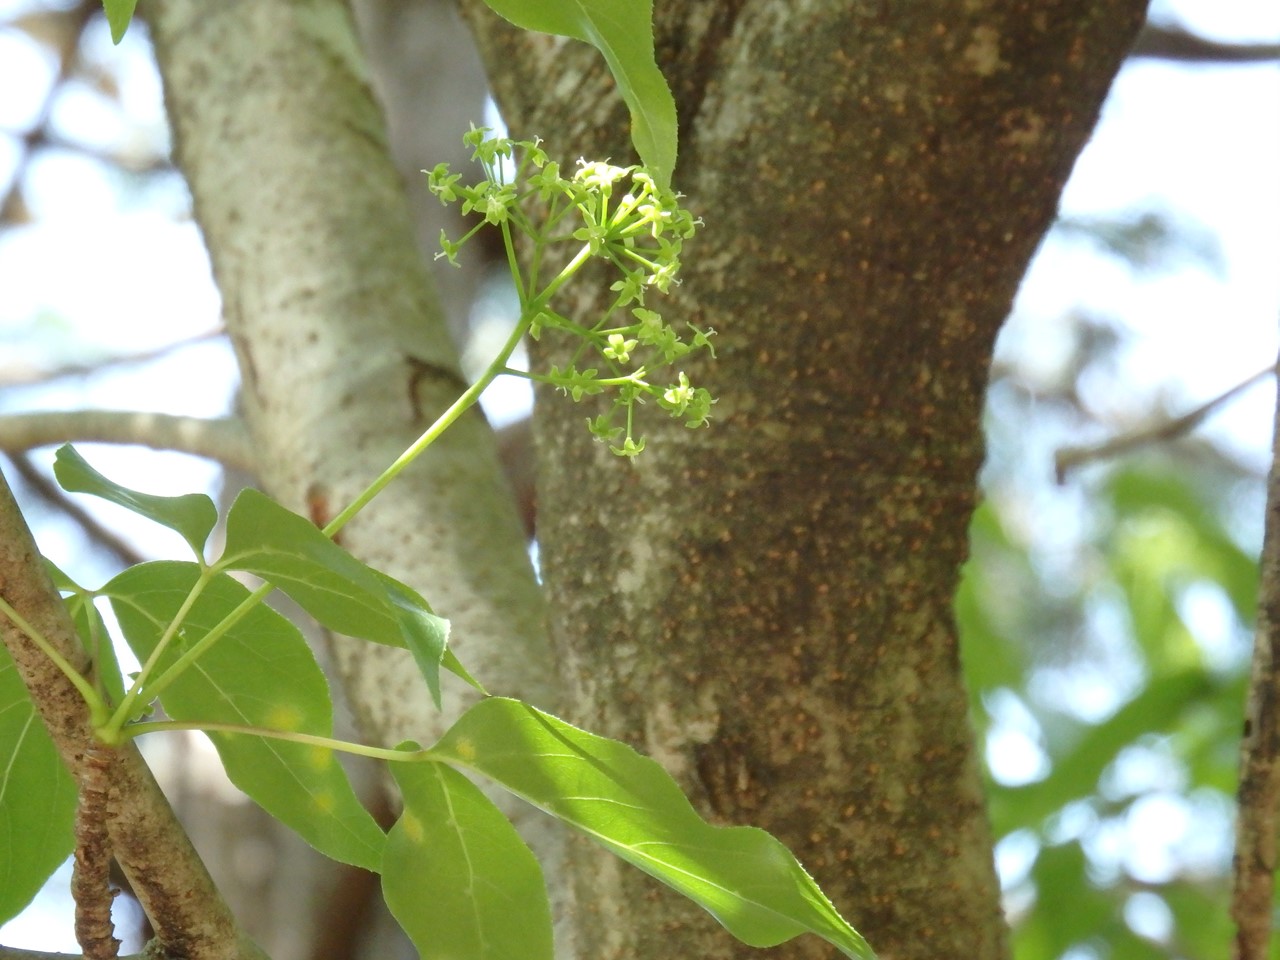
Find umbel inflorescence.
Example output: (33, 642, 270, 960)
(427, 128, 715, 457)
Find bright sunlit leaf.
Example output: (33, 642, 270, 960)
(477, 0, 678, 189)
(431, 698, 877, 959)
(385, 752, 553, 960)
(106, 561, 385, 870)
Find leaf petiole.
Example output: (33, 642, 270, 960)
(105, 566, 223, 734)
(126, 718, 434, 764)
(0, 595, 108, 725)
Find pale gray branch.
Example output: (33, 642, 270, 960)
(0, 328, 224, 388)
(0, 412, 254, 473)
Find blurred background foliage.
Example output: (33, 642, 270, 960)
(1, 0, 1278, 957)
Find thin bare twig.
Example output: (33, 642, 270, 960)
(1054, 365, 1274, 482)
(0, 328, 225, 388)
(1130, 24, 1280, 64)
(0, 2, 97, 224)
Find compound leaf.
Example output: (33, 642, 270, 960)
(106, 561, 385, 870)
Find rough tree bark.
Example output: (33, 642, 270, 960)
(461, 2, 1149, 958)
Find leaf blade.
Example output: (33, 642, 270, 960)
(431, 698, 876, 959)
(0, 645, 77, 924)
(384, 754, 553, 960)
(477, 0, 677, 188)
(374, 571, 448, 708)
(220, 488, 400, 641)
(101, 0, 139, 44)
(219, 488, 458, 706)
(52, 445, 216, 557)
(106, 561, 385, 870)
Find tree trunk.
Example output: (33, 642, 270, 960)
(148, 0, 554, 743)
(462, 2, 1148, 958)
(147, 0, 562, 949)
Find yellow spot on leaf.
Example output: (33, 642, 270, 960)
(266, 704, 304, 731)
(402, 811, 424, 843)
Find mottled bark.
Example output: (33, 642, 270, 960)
(461, 2, 1148, 958)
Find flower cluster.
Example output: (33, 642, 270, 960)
(425, 128, 714, 457)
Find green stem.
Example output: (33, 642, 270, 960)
(322, 314, 530, 537)
(531, 244, 594, 309)
(0, 595, 106, 720)
(107, 579, 275, 738)
(106, 567, 218, 732)
(501, 220, 527, 304)
(513, 369, 649, 390)
(126, 719, 434, 764)
(323, 242, 593, 537)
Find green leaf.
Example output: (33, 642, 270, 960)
(101, 0, 139, 44)
(66, 592, 126, 709)
(478, 0, 677, 189)
(219, 488, 458, 706)
(0, 644, 77, 924)
(375, 571, 448, 709)
(44, 557, 86, 594)
(45, 557, 127, 708)
(221, 488, 404, 643)
(443, 648, 489, 697)
(431, 698, 876, 959)
(53, 445, 217, 557)
(384, 751, 553, 960)
(991, 670, 1213, 833)
(106, 561, 385, 870)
